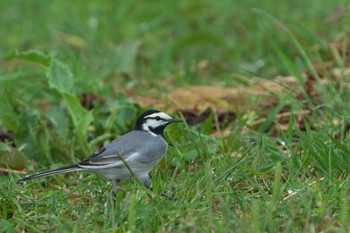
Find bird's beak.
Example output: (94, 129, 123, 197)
(169, 118, 183, 123)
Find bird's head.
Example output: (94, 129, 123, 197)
(134, 110, 182, 136)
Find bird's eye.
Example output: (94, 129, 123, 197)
(155, 116, 161, 121)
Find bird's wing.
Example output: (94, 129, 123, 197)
(78, 152, 134, 169)
(78, 144, 131, 168)
(78, 131, 139, 169)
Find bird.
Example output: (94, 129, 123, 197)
(17, 109, 182, 194)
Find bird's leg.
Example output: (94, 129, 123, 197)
(142, 175, 176, 201)
(112, 180, 120, 194)
(160, 191, 177, 201)
(142, 176, 151, 189)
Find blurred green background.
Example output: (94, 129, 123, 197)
(1, 0, 342, 91)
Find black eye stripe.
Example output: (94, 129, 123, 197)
(145, 116, 162, 121)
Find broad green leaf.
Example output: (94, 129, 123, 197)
(46, 59, 74, 93)
(202, 112, 214, 134)
(47, 105, 69, 139)
(0, 147, 28, 170)
(182, 148, 199, 161)
(4, 49, 52, 67)
(36, 125, 51, 162)
(14, 112, 42, 161)
(62, 93, 87, 127)
(77, 111, 94, 151)
(0, 142, 11, 152)
(0, 89, 19, 132)
(5, 50, 75, 93)
(62, 93, 93, 148)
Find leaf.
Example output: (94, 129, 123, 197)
(183, 148, 199, 161)
(36, 126, 51, 162)
(0, 146, 28, 170)
(62, 93, 93, 148)
(4, 49, 52, 67)
(0, 142, 11, 152)
(202, 112, 214, 134)
(5, 50, 74, 93)
(47, 105, 70, 139)
(46, 59, 74, 93)
(0, 89, 19, 132)
(76, 111, 94, 149)
(62, 93, 88, 127)
(14, 112, 42, 161)
(114, 40, 142, 74)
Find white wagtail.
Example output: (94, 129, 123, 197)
(17, 110, 182, 194)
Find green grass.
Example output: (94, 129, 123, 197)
(1, 0, 350, 232)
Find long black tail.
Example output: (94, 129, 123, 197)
(17, 164, 83, 184)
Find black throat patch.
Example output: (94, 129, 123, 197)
(148, 124, 167, 137)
